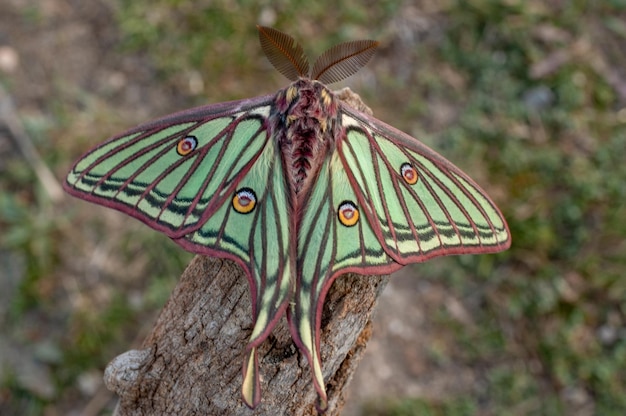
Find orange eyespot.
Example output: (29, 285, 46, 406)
(400, 163, 418, 185)
(337, 201, 359, 227)
(233, 188, 257, 214)
(176, 136, 198, 156)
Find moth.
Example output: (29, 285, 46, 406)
(64, 26, 510, 411)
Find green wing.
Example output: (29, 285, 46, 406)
(65, 97, 274, 237)
(290, 152, 396, 411)
(290, 106, 510, 411)
(64, 96, 293, 408)
(180, 137, 293, 407)
(339, 108, 510, 260)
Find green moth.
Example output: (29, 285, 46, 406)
(65, 26, 510, 411)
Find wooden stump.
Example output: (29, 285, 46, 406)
(105, 256, 388, 415)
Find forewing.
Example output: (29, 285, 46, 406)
(338, 106, 510, 263)
(64, 95, 274, 239)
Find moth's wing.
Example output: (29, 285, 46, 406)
(180, 135, 294, 408)
(338, 105, 511, 262)
(65, 95, 293, 408)
(65, 95, 274, 239)
(289, 105, 511, 411)
(289, 152, 397, 412)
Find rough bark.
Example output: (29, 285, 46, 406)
(105, 256, 388, 415)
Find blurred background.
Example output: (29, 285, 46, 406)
(1, 0, 625, 415)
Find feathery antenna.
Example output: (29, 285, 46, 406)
(257, 26, 378, 84)
(257, 26, 309, 81)
(311, 40, 379, 84)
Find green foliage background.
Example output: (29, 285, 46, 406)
(1, 0, 625, 414)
